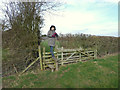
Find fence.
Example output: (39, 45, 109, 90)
(20, 46, 97, 74)
(42, 46, 97, 71)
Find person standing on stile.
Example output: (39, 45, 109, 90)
(47, 25, 59, 71)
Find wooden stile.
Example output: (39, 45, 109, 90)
(20, 45, 97, 74)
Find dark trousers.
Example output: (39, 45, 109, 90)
(50, 46, 54, 57)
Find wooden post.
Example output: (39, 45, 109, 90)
(79, 47, 82, 61)
(38, 45, 43, 70)
(43, 47, 45, 70)
(55, 45, 58, 60)
(95, 45, 97, 59)
(54, 45, 58, 71)
(13, 64, 18, 74)
(95, 49, 97, 59)
(66, 52, 76, 61)
(94, 50, 96, 59)
(61, 47, 64, 65)
(94, 49, 97, 59)
(80, 51, 81, 61)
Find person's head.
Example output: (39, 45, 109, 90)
(50, 25, 56, 31)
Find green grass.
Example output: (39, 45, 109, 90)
(2, 54, 118, 88)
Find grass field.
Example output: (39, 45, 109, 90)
(2, 54, 118, 88)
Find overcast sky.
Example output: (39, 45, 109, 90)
(42, 0, 118, 37)
(0, 0, 118, 37)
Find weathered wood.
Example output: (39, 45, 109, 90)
(65, 52, 77, 61)
(94, 49, 97, 59)
(43, 64, 55, 72)
(43, 47, 46, 70)
(42, 46, 97, 71)
(47, 65, 55, 69)
(20, 46, 97, 74)
(74, 55, 80, 57)
(20, 57, 39, 75)
(55, 45, 59, 71)
(79, 51, 81, 61)
(57, 51, 93, 56)
(43, 61, 55, 64)
(43, 52, 57, 55)
(61, 47, 64, 65)
(57, 51, 59, 60)
(57, 48, 84, 52)
(43, 65, 49, 68)
(43, 58, 53, 61)
(20, 46, 43, 75)
(38, 45, 43, 70)
(43, 54, 57, 58)
(43, 47, 57, 71)
(13, 64, 18, 74)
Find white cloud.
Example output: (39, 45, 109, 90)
(64, 0, 119, 4)
(42, 8, 118, 37)
(68, 21, 118, 37)
(42, 10, 99, 34)
(82, 22, 118, 35)
(41, 0, 118, 37)
(103, 0, 119, 3)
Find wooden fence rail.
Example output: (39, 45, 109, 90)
(20, 46, 97, 75)
(42, 46, 97, 71)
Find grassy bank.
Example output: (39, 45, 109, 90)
(2, 54, 118, 88)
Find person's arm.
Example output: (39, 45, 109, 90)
(47, 31, 52, 38)
(55, 33, 58, 37)
(54, 32, 59, 40)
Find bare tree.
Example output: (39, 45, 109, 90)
(1, 1, 64, 76)
(1, 1, 63, 45)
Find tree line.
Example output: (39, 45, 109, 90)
(58, 33, 118, 57)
